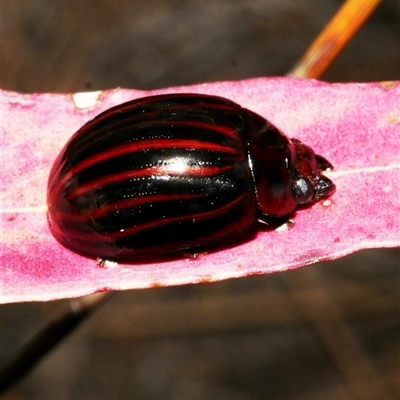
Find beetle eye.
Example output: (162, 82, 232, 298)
(293, 176, 313, 204)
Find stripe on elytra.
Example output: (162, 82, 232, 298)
(69, 120, 241, 161)
(53, 193, 246, 242)
(71, 101, 241, 149)
(61, 138, 241, 185)
(102, 192, 247, 239)
(58, 192, 210, 220)
(66, 164, 235, 200)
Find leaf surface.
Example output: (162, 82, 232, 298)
(1, 78, 399, 303)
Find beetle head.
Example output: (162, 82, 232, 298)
(291, 138, 336, 205)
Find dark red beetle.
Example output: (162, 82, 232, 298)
(47, 94, 335, 259)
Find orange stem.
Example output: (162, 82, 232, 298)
(289, 0, 382, 79)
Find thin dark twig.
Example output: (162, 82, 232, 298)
(0, 292, 111, 394)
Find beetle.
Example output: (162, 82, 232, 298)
(47, 93, 335, 259)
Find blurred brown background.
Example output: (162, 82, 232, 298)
(1, 1, 399, 399)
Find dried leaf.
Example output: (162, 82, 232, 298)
(1, 78, 399, 303)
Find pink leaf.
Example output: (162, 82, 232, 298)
(1, 78, 399, 304)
